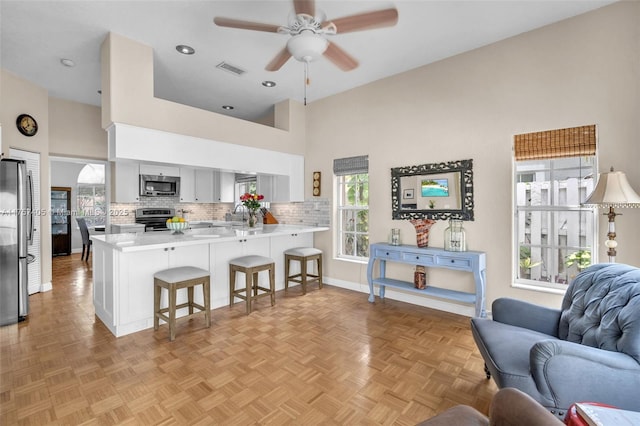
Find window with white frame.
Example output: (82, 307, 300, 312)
(76, 164, 106, 228)
(334, 156, 369, 260)
(514, 126, 597, 290)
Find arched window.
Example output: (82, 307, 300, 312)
(77, 164, 106, 227)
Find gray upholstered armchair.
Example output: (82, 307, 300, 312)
(471, 263, 640, 416)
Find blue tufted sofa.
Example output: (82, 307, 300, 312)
(470, 263, 640, 417)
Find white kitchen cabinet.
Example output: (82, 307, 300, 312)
(194, 169, 214, 203)
(213, 170, 235, 202)
(139, 164, 180, 177)
(103, 244, 209, 336)
(257, 174, 291, 202)
(269, 232, 314, 288)
(180, 168, 214, 203)
(179, 167, 196, 202)
(211, 237, 270, 306)
(112, 161, 140, 202)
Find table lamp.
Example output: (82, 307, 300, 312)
(583, 167, 640, 262)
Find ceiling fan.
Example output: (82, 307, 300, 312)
(213, 0, 398, 72)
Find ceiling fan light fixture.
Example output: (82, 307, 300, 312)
(286, 32, 328, 63)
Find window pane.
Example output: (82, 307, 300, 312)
(341, 210, 356, 232)
(516, 169, 551, 207)
(355, 210, 368, 232)
(343, 233, 355, 256)
(357, 234, 369, 257)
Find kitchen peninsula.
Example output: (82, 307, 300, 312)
(91, 224, 328, 337)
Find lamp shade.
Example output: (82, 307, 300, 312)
(583, 168, 640, 208)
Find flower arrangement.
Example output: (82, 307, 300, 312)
(240, 192, 264, 212)
(240, 192, 264, 227)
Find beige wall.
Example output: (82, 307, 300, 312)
(49, 98, 107, 159)
(306, 1, 640, 309)
(0, 69, 52, 287)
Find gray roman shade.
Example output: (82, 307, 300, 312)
(333, 155, 369, 176)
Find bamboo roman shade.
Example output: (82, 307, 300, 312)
(514, 125, 596, 161)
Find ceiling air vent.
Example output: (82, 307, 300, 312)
(216, 61, 246, 76)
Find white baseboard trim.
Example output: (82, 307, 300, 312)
(323, 276, 474, 317)
(29, 281, 52, 294)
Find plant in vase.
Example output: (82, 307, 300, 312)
(240, 192, 264, 227)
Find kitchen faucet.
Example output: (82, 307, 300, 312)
(232, 204, 247, 221)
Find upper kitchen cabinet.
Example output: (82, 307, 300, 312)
(139, 164, 179, 177)
(195, 169, 214, 203)
(213, 171, 235, 203)
(180, 168, 214, 203)
(111, 161, 140, 203)
(257, 174, 290, 203)
(179, 168, 195, 202)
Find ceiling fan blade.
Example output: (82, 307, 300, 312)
(324, 42, 358, 71)
(213, 17, 281, 33)
(293, 0, 315, 16)
(327, 8, 398, 34)
(266, 48, 292, 71)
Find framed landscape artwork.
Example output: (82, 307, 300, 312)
(421, 178, 449, 197)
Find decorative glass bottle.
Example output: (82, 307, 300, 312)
(444, 219, 467, 252)
(390, 228, 401, 246)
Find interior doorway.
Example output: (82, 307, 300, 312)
(49, 157, 109, 258)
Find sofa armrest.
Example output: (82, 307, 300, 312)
(530, 340, 640, 410)
(489, 388, 563, 426)
(492, 298, 561, 337)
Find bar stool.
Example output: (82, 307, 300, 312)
(154, 266, 211, 341)
(284, 247, 323, 295)
(229, 255, 275, 314)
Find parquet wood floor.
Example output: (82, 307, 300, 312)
(1, 254, 497, 425)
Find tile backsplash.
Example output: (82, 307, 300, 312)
(110, 197, 330, 227)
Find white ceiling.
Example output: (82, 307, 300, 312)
(1, 0, 615, 123)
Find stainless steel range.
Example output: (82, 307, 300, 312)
(134, 208, 175, 231)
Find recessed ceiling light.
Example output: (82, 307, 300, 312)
(222, 105, 234, 110)
(60, 58, 75, 67)
(262, 81, 276, 87)
(176, 45, 195, 55)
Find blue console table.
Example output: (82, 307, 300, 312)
(366, 243, 487, 317)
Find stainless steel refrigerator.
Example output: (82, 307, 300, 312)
(0, 157, 34, 325)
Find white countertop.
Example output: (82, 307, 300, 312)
(92, 224, 329, 252)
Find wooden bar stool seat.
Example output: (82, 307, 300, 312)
(284, 247, 323, 295)
(229, 255, 275, 314)
(154, 266, 211, 341)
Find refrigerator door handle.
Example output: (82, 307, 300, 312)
(27, 170, 34, 245)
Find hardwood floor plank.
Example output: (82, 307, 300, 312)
(0, 253, 497, 424)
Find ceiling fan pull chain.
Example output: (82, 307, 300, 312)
(304, 61, 309, 105)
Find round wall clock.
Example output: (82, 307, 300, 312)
(16, 114, 38, 137)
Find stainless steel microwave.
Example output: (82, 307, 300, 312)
(139, 174, 180, 197)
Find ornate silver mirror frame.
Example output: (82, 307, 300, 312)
(391, 159, 474, 221)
